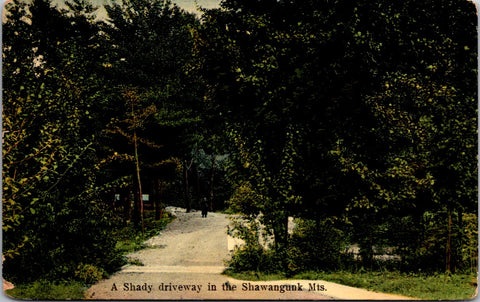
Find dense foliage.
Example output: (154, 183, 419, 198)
(2, 0, 206, 284)
(2, 0, 477, 287)
(195, 0, 477, 274)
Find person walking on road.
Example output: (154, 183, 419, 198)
(201, 197, 208, 218)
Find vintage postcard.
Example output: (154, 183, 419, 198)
(2, 0, 478, 300)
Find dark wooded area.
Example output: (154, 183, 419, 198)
(2, 0, 477, 285)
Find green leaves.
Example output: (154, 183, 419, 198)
(2, 0, 128, 283)
(197, 0, 477, 274)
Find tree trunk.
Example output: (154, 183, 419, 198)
(133, 187, 141, 229)
(195, 163, 201, 208)
(184, 161, 191, 213)
(273, 214, 289, 272)
(359, 221, 374, 270)
(209, 155, 215, 211)
(446, 206, 452, 273)
(133, 132, 144, 235)
(122, 189, 132, 223)
(131, 95, 144, 235)
(273, 214, 289, 250)
(155, 179, 164, 220)
(456, 208, 463, 273)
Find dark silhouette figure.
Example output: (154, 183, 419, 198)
(201, 197, 208, 218)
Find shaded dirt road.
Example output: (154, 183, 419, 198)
(85, 207, 412, 300)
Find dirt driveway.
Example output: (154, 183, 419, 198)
(85, 207, 413, 300)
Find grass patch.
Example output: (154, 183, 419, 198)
(298, 271, 478, 300)
(5, 280, 86, 300)
(114, 210, 175, 254)
(225, 270, 478, 300)
(128, 258, 145, 266)
(224, 270, 287, 281)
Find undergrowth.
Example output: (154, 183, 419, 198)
(6, 209, 174, 300)
(5, 280, 86, 300)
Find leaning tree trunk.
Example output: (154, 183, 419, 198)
(134, 138, 144, 234)
(131, 96, 144, 235)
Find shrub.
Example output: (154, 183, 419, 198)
(227, 216, 350, 274)
(229, 243, 269, 272)
(3, 197, 125, 284)
(227, 215, 269, 272)
(74, 263, 106, 284)
(287, 218, 348, 272)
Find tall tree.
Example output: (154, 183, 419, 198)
(328, 0, 477, 271)
(101, 0, 204, 214)
(3, 0, 124, 282)
(196, 0, 477, 273)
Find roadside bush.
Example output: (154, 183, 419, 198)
(227, 215, 274, 272)
(227, 216, 350, 274)
(74, 263, 106, 284)
(287, 218, 348, 273)
(228, 242, 269, 272)
(3, 196, 125, 284)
